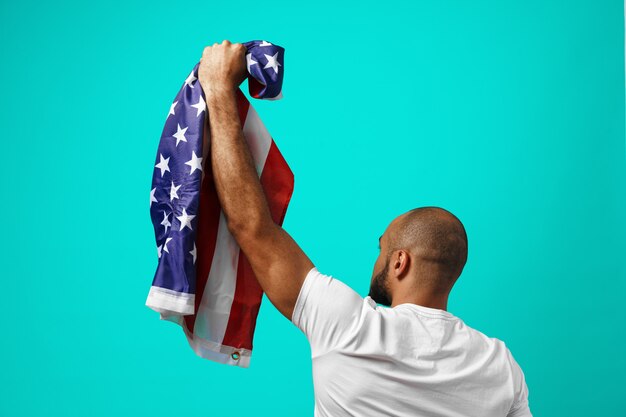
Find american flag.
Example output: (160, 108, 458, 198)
(146, 40, 292, 368)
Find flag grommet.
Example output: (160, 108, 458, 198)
(231, 351, 241, 360)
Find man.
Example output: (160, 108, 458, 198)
(198, 40, 532, 417)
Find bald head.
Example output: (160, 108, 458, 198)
(385, 206, 468, 292)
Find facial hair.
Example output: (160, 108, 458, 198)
(368, 259, 392, 307)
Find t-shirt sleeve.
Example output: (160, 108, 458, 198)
(506, 348, 533, 417)
(291, 266, 366, 357)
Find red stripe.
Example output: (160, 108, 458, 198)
(248, 77, 264, 99)
(222, 139, 294, 350)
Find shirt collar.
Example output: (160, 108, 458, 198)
(391, 302, 455, 318)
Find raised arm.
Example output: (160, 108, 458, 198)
(198, 40, 314, 321)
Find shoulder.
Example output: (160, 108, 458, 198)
(292, 267, 372, 328)
(291, 268, 379, 357)
(462, 322, 509, 351)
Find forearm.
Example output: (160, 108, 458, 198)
(196, 41, 313, 321)
(204, 87, 273, 233)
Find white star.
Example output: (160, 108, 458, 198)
(163, 237, 173, 253)
(150, 188, 158, 207)
(177, 207, 196, 231)
(155, 154, 170, 177)
(259, 40, 272, 47)
(185, 151, 203, 175)
(168, 100, 178, 117)
(185, 70, 197, 88)
(160, 211, 171, 233)
(190, 243, 197, 264)
(191, 96, 206, 117)
(172, 123, 188, 146)
(246, 53, 258, 73)
(170, 181, 181, 201)
(263, 52, 281, 74)
(157, 244, 162, 258)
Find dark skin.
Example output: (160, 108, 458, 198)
(198, 40, 452, 321)
(371, 213, 452, 310)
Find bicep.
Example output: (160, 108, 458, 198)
(232, 222, 314, 321)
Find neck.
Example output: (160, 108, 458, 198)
(391, 292, 449, 311)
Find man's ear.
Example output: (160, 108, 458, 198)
(391, 250, 411, 280)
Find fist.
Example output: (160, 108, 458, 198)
(198, 40, 248, 95)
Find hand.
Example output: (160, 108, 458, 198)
(198, 40, 248, 96)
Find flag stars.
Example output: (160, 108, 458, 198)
(263, 52, 281, 74)
(191, 96, 206, 117)
(170, 181, 181, 201)
(246, 53, 258, 73)
(177, 208, 196, 231)
(172, 123, 188, 146)
(150, 188, 158, 207)
(160, 211, 171, 233)
(185, 70, 197, 88)
(155, 154, 170, 177)
(163, 237, 173, 253)
(190, 243, 197, 264)
(185, 151, 203, 175)
(168, 100, 178, 117)
(157, 244, 163, 258)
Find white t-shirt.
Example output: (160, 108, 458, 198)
(291, 267, 532, 417)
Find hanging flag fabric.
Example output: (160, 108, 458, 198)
(146, 40, 291, 368)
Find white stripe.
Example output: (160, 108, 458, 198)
(194, 210, 241, 344)
(242, 103, 273, 172)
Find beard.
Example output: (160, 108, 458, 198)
(368, 258, 392, 307)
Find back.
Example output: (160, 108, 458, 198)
(291, 267, 532, 417)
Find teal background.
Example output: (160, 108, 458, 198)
(1, 0, 624, 415)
